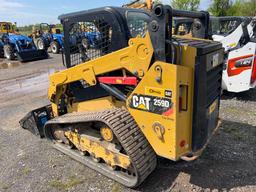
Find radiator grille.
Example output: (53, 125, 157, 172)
(206, 64, 223, 107)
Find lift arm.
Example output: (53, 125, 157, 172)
(48, 34, 153, 108)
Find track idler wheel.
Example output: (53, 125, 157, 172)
(100, 127, 114, 142)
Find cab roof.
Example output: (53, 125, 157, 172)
(58, 6, 150, 22)
(0, 22, 13, 24)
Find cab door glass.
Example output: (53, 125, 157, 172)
(126, 11, 150, 38)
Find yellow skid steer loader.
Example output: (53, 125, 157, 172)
(20, 4, 223, 187)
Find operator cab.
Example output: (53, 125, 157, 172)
(210, 16, 249, 36)
(0, 22, 15, 34)
(59, 6, 209, 68)
(59, 7, 153, 67)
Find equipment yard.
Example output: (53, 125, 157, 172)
(0, 54, 255, 192)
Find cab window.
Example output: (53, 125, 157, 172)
(126, 11, 150, 38)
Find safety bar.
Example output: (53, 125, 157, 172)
(173, 9, 207, 19)
(153, 4, 210, 39)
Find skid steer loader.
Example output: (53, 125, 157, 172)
(210, 16, 250, 37)
(123, 0, 153, 10)
(212, 17, 256, 92)
(20, 5, 224, 187)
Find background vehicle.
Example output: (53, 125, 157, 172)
(0, 40, 4, 57)
(173, 17, 193, 36)
(172, 16, 256, 93)
(0, 22, 48, 62)
(210, 16, 250, 37)
(31, 23, 64, 54)
(0, 21, 15, 34)
(212, 18, 256, 92)
(123, 0, 153, 9)
(83, 31, 101, 48)
(20, 5, 223, 187)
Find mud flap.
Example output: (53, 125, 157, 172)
(19, 105, 53, 138)
(16, 49, 48, 62)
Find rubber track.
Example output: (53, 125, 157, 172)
(44, 108, 157, 187)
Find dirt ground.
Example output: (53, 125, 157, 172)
(0, 54, 255, 192)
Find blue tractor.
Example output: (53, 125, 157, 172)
(0, 40, 4, 57)
(32, 23, 64, 54)
(82, 31, 101, 49)
(0, 22, 48, 62)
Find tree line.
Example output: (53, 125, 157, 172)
(18, 0, 255, 32)
(171, 0, 255, 16)
(18, 24, 63, 35)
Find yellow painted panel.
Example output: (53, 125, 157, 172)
(127, 62, 193, 160)
(68, 96, 124, 113)
(65, 131, 131, 169)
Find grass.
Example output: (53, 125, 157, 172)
(20, 154, 30, 161)
(111, 183, 122, 192)
(222, 126, 247, 141)
(224, 107, 256, 117)
(21, 167, 31, 175)
(19, 31, 31, 36)
(49, 175, 84, 190)
(0, 182, 11, 190)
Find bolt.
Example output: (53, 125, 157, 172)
(150, 20, 159, 32)
(156, 77, 161, 83)
(133, 71, 138, 76)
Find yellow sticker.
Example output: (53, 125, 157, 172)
(229, 43, 237, 48)
(145, 87, 165, 97)
(209, 99, 218, 114)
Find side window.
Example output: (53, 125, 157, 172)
(127, 11, 150, 38)
(2, 24, 7, 31)
(211, 19, 221, 35)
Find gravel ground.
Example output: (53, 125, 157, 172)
(0, 54, 255, 192)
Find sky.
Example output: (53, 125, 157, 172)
(0, 0, 211, 26)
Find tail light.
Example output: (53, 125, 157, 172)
(227, 55, 253, 77)
(251, 56, 256, 84)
